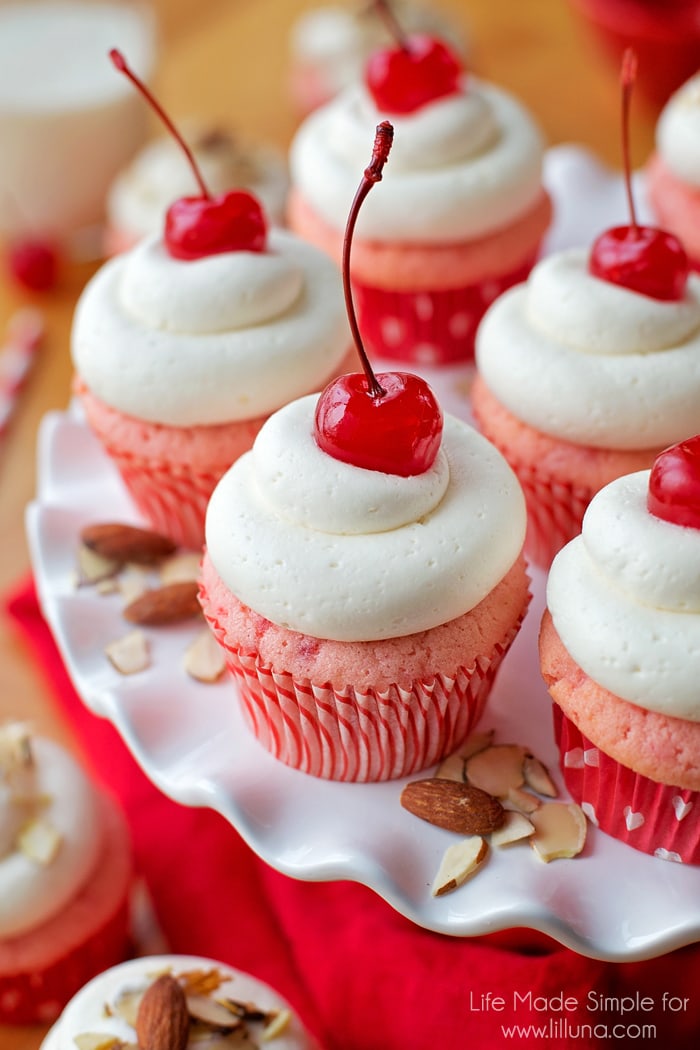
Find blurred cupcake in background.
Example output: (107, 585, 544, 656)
(104, 121, 289, 255)
(288, 0, 467, 116)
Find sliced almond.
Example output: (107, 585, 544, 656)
(0, 721, 33, 773)
(187, 994, 243, 1029)
(491, 810, 535, 847)
(17, 817, 62, 864)
(506, 786, 541, 814)
(465, 744, 526, 798)
(118, 567, 152, 606)
(262, 1008, 292, 1041)
(73, 1036, 128, 1050)
(433, 751, 465, 782)
(81, 522, 177, 564)
(160, 551, 202, 585)
(76, 543, 121, 586)
(401, 778, 504, 835)
(179, 969, 230, 996)
(523, 754, 558, 798)
(530, 802, 587, 862)
(105, 630, 150, 675)
(123, 581, 201, 626)
(432, 836, 488, 897)
(184, 629, 226, 683)
(457, 729, 495, 760)
(136, 974, 189, 1050)
(110, 986, 143, 1027)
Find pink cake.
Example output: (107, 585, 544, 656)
(0, 725, 133, 1024)
(540, 456, 700, 863)
(287, 29, 551, 364)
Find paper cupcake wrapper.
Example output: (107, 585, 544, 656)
(0, 894, 131, 1025)
(203, 613, 523, 782)
(101, 445, 222, 551)
(554, 706, 700, 865)
(351, 255, 537, 366)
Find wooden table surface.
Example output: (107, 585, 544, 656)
(0, 1, 661, 1045)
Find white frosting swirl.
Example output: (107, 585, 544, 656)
(39, 955, 316, 1050)
(205, 395, 526, 641)
(656, 72, 700, 187)
(71, 230, 350, 426)
(288, 78, 546, 242)
(0, 737, 101, 939)
(475, 249, 700, 449)
(547, 471, 700, 721)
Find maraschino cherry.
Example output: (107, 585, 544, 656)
(7, 238, 59, 292)
(109, 50, 266, 261)
(364, 0, 462, 115)
(589, 48, 688, 301)
(313, 121, 443, 477)
(647, 436, 700, 529)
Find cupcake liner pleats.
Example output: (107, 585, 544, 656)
(554, 706, 700, 865)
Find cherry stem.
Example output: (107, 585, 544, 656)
(109, 48, 211, 200)
(342, 121, 394, 399)
(371, 0, 410, 52)
(620, 47, 638, 231)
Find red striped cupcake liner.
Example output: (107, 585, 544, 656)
(103, 445, 222, 551)
(203, 614, 524, 782)
(554, 706, 700, 866)
(351, 255, 537, 366)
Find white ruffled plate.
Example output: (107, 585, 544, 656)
(26, 146, 700, 961)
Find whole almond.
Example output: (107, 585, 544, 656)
(400, 778, 505, 835)
(135, 974, 189, 1050)
(123, 581, 201, 626)
(81, 523, 177, 565)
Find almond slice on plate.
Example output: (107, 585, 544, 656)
(433, 751, 465, 782)
(464, 744, 526, 798)
(506, 786, 542, 814)
(432, 836, 488, 897)
(261, 1008, 292, 1041)
(491, 810, 535, 848)
(183, 629, 226, 683)
(75, 543, 121, 586)
(160, 551, 202, 585)
(530, 802, 587, 862)
(105, 630, 150, 675)
(17, 817, 62, 864)
(523, 753, 558, 798)
(457, 728, 495, 760)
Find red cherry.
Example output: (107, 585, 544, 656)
(313, 121, 443, 476)
(7, 239, 59, 292)
(588, 48, 688, 301)
(110, 50, 267, 260)
(647, 436, 700, 529)
(365, 34, 462, 115)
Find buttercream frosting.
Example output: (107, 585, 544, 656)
(71, 229, 350, 426)
(39, 954, 316, 1050)
(655, 72, 700, 187)
(547, 470, 700, 722)
(288, 77, 546, 243)
(205, 394, 526, 641)
(0, 731, 101, 939)
(107, 125, 289, 237)
(475, 248, 700, 449)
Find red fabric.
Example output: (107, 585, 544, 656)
(5, 576, 700, 1048)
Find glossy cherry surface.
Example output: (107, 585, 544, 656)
(647, 436, 700, 529)
(313, 120, 443, 476)
(111, 49, 267, 261)
(366, 33, 461, 114)
(7, 239, 59, 292)
(587, 48, 688, 302)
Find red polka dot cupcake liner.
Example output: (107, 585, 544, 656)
(554, 706, 700, 866)
(351, 255, 537, 366)
(203, 617, 524, 783)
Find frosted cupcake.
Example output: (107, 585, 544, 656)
(199, 123, 529, 781)
(287, 15, 551, 365)
(288, 0, 466, 116)
(0, 723, 132, 1024)
(540, 442, 700, 864)
(104, 122, 289, 255)
(39, 954, 319, 1049)
(646, 71, 700, 269)
(72, 53, 350, 550)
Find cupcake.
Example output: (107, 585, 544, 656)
(199, 123, 530, 782)
(39, 954, 319, 1049)
(288, 0, 466, 116)
(539, 441, 700, 864)
(0, 722, 133, 1024)
(71, 53, 351, 551)
(104, 121, 289, 256)
(646, 71, 700, 269)
(287, 17, 551, 365)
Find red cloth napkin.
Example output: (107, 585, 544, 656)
(5, 577, 700, 1049)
